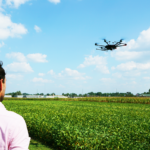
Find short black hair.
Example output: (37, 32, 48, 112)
(0, 61, 6, 83)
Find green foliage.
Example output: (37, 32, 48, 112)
(3, 97, 150, 104)
(64, 93, 69, 96)
(2, 99, 150, 150)
(6, 91, 22, 96)
(23, 93, 30, 95)
(62, 92, 134, 97)
(51, 93, 55, 96)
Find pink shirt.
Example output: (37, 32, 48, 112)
(0, 102, 31, 150)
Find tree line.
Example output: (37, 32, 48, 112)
(6, 89, 150, 98)
(62, 92, 134, 97)
(5, 91, 56, 97)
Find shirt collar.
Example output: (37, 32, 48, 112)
(0, 102, 6, 110)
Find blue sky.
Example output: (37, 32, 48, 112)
(0, 0, 150, 95)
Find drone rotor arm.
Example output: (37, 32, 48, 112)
(115, 42, 121, 46)
(96, 49, 107, 51)
(96, 45, 105, 46)
(105, 41, 109, 45)
(117, 43, 127, 46)
(117, 45, 127, 47)
(103, 39, 109, 45)
(96, 47, 107, 51)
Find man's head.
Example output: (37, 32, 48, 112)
(0, 61, 6, 102)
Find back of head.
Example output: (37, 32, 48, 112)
(0, 61, 6, 102)
(0, 61, 6, 83)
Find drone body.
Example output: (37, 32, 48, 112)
(95, 39, 127, 51)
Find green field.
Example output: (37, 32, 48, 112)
(29, 138, 54, 150)
(2, 99, 150, 150)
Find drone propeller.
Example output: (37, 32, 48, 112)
(120, 38, 125, 42)
(101, 38, 107, 42)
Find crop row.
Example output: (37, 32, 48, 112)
(3, 100, 150, 149)
(4, 97, 150, 104)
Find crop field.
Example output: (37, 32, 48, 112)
(4, 97, 150, 104)
(2, 98, 150, 150)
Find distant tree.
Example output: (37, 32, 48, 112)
(69, 93, 77, 98)
(16, 91, 21, 95)
(65, 93, 70, 96)
(79, 94, 82, 97)
(12, 92, 17, 97)
(5, 93, 11, 95)
(47, 93, 50, 96)
(96, 92, 102, 96)
(23, 93, 29, 95)
(51, 93, 55, 96)
(40, 93, 44, 95)
(83, 94, 87, 97)
(88, 92, 95, 97)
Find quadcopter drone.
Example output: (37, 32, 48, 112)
(95, 39, 127, 51)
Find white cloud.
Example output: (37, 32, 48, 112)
(6, 52, 27, 62)
(114, 61, 150, 71)
(78, 55, 106, 68)
(6, 73, 23, 80)
(48, 0, 60, 4)
(123, 71, 141, 77)
(111, 66, 115, 70)
(111, 51, 150, 61)
(32, 77, 53, 83)
(78, 55, 109, 74)
(6, 0, 30, 8)
(38, 73, 45, 76)
(34, 25, 41, 33)
(95, 65, 110, 74)
(132, 81, 137, 84)
(0, 13, 27, 39)
(124, 27, 150, 51)
(143, 77, 150, 80)
(5, 62, 33, 73)
(0, 41, 4, 48)
(48, 70, 55, 75)
(0, 0, 3, 11)
(6, 52, 48, 63)
(27, 53, 48, 63)
(58, 68, 91, 80)
(111, 27, 150, 61)
(112, 72, 122, 78)
(100, 78, 112, 82)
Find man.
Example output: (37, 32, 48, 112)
(0, 61, 31, 150)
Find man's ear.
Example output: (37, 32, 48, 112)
(0, 79, 2, 92)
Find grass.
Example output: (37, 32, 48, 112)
(29, 138, 54, 150)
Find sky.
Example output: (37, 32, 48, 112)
(0, 0, 150, 95)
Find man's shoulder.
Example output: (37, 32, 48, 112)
(6, 110, 24, 122)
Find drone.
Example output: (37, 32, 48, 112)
(95, 39, 127, 51)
